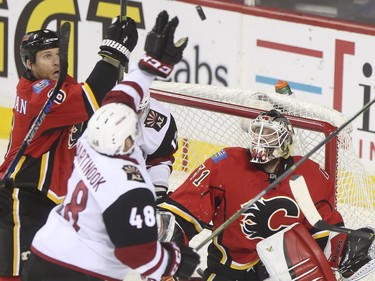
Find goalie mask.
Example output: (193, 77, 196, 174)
(20, 29, 59, 68)
(249, 109, 294, 164)
(87, 103, 140, 156)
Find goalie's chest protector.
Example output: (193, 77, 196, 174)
(209, 149, 312, 260)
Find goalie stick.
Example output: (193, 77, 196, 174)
(290, 174, 374, 240)
(0, 22, 71, 188)
(195, 96, 375, 251)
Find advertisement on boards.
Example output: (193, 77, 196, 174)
(0, 0, 374, 173)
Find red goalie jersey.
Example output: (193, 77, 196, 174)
(160, 147, 347, 278)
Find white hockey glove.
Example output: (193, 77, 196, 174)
(139, 10, 188, 78)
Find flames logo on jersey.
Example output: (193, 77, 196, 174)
(144, 109, 167, 132)
(122, 165, 145, 182)
(240, 196, 300, 240)
(68, 123, 84, 149)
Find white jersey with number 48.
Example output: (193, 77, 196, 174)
(31, 132, 171, 281)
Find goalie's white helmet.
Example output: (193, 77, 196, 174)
(87, 103, 139, 156)
(249, 109, 294, 164)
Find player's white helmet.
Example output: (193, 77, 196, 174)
(87, 103, 139, 156)
(249, 109, 294, 164)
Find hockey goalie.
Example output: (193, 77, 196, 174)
(158, 109, 375, 281)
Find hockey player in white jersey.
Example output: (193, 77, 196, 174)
(138, 95, 178, 204)
(21, 10, 200, 281)
(101, 10, 184, 204)
(21, 103, 200, 281)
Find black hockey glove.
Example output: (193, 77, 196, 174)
(99, 16, 138, 66)
(139, 10, 188, 78)
(0, 178, 14, 216)
(155, 184, 168, 205)
(339, 227, 375, 279)
(162, 242, 200, 280)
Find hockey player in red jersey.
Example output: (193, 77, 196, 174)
(21, 103, 200, 281)
(0, 17, 138, 281)
(159, 109, 375, 280)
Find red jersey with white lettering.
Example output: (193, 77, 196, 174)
(31, 132, 171, 281)
(0, 61, 117, 202)
(161, 147, 345, 271)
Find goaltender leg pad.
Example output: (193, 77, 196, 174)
(157, 210, 176, 242)
(256, 223, 336, 281)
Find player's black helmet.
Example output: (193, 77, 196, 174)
(248, 109, 294, 163)
(20, 29, 59, 68)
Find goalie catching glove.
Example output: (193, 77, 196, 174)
(99, 16, 138, 67)
(139, 10, 188, 78)
(339, 226, 375, 281)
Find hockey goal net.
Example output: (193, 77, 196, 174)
(149, 81, 375, 280)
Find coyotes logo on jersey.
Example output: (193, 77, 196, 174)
(122, 165, 145, 182)
(144, 109, 167, 132)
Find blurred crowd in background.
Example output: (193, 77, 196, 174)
(217, 0, 375, 25)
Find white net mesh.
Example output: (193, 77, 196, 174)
(152, 81, 375, 225)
